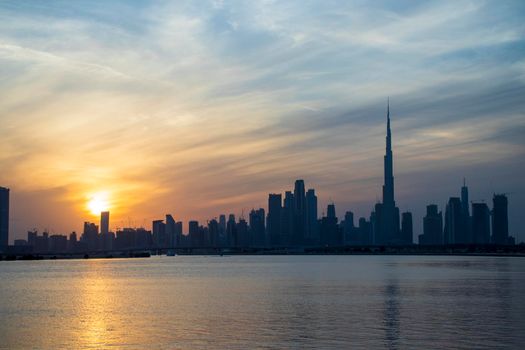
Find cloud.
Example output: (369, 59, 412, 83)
(0, 0, 524, 241)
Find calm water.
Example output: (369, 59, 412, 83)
(0, 255, 524, 349)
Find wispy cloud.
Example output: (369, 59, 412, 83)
(0, 0, 524, 240)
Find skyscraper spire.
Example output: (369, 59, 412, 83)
(383, 98, 394, 206)
(378, 99, 399, 244)
(386, 98, 391, 152)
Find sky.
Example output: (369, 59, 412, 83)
(0, 0, 524, 243)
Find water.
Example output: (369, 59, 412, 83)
(0, 255, 524, 349)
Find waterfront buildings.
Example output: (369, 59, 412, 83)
(0, 187, 8, 252)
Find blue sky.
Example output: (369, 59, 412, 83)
(0, 0, 524, 241)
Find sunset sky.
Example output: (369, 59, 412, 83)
(1, 0, 524, 242)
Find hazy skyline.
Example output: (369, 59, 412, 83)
(1, 0, 524, 242)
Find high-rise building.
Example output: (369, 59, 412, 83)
(358, 217, 373, 245)
(175, 221, 183, 246)
(320, 203, 340, 246)
(444, 197, 462, 245)
(267, 194, 282, 246)
(472, 203, 490, 244)
(236, 218, 248, 248)
(374, 102, 401, 245)
(0, 187, 9, 251)
(327, 203, 336, 219)
(293, 179, 306, 246)
(208, 219, 219, 247)
(226, 215, 236, 247)
(218, 214, 226, 246)
(343, 211, 355, 244)
(68, 232, 78, 252)
(419, 205, 443, 245)
(281, 191, 294, 246)
(249, 208, 265, 247)
(188, 220, 200, 246)
(165, 214, 176, 247)
(305, 189, 318, 245)
(152, 220, 166, 248)
(401, 212, 413, 244)
(461, 178, 471, 243)
(492, 194, 509, 245)
(82, 222, 99, 251)
(100, 211, 112, 250)
(100, 211, 109, 235)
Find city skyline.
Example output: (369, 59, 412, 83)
(1, 105, 518, 251)
(1, 3, 524, 350)
(1, 101, 524, 244)
(0, 1, 524, 242)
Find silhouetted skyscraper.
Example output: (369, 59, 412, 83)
(82, 222, 99, 251)
(236, 218, 248, 247)
(152, 219, 166, 248)
(374, 101, 401, 245)
(305, 189, 318, 245)
(343, 211, 355, 244)
(165, 214, 177, 247)
(208, 219, 219, 247)
(461, 178, 471, 242)
(226, 215, 236, 247)
(267, 193, 282, 246)
(492, 194, 509, 245)
(249, 208, 265, 247)
(189, 220, 200, 246)
(99, 211, 111, 250)
(100, 211, 109, 235)
(327, 203, 336, 219)
(175, 221, 183, 245)
(419, 205, 443, 245)
(293, 179, 306, 246)
(358, 217, 373, 245)
(401, 212, 413, 244)
(281, 191, 294, 246)
(68, 231, 77, 252)
(321, 203, 341, 246)
(219, 214, 226, 246)
(0, 187, 9, 251)
(444, 197, 462, 245)
(472, 203, 490, 244)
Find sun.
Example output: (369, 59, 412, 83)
(87, 192, 110, 215)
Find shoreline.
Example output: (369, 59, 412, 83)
(2, 247, 525, 261)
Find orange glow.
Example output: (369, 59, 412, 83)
(87, 192, 110, 216)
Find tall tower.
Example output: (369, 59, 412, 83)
(373, 100, 401, 245)
(383, 99, 395, 207)
(492, 194, 509, 245)
(267, 193, 282, 246)
(100, 211, 110, 235)
(460, 178, 472, 243)
(0, 187, 9, 251)
(293, 179, 306, 245)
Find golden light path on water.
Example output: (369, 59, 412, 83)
(1, 256, 524, 349)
